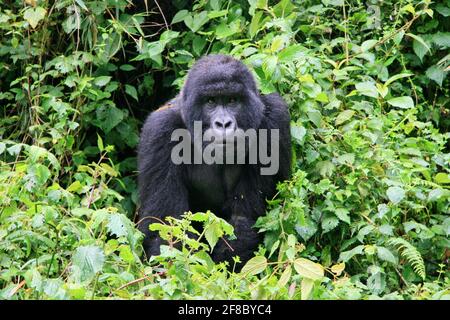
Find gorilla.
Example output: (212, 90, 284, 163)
(137, 54, 291, 266)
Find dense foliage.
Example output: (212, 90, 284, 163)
(0, 0, 448, 300)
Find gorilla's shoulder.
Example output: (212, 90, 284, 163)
(261, 93, 290, 128)
(141, 101, 184, 139)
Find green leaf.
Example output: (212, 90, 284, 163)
(384, 73, 414, 87)
(24, 6, 47, 29)
(386, 186, 405, 204)
(321, 216, 340, 234)
(119, 245, 134, 263)
(277, 265, 292, 287)
(360, 39, 378, 52)
(335, 109, 355, 125)
(96, 104, 125, 133)
(120, 64, 135, 71)
(205, 222, 221, 251)
(339, 245, 365, 262)
(301, 278, 314, 300)
(249, 11, 263, 38)
(241, 256, 267, 276)
(279, 45, 307, 62)
(107, 213, 130, 238)
(262, 55, 278, 79)
(72, 245, 105, 282)
(171, 10, 189, 24)
(334, 208, 350, 224)
(377, 246, 398, 264)
(355, 81, 378, 98)
(431, 32, 450, 48)
(387, 96, 414, 109)
(435, 173, 450, 184)
(215, 22, 237, 39)
(293, 258, 324, 280)
(207, 10, 228, 19)
(94, 76, 112, 87)
(426, 65, 446, 86)
(408, 33, 431, 61)
(436, 4, 450, 17)
(97, 134, 104, 152)
(184, 11, 209, 32)
(125, 84, 138, 101)
(291, 125, 306, 145)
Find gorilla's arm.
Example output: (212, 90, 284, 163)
(137, 106, 189, 258)
(261, 92, 292, 183)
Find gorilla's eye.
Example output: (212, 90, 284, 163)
(207, 97, 215, 104)
(229, 97, 236, 103)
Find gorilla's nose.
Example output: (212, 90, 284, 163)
(213, 117, 236, 135)
(214, 119, 233, 129)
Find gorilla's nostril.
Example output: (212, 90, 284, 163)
(214, 121, 224, 128)
(224, 121, 232, 129)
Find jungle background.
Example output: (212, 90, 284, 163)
(0, 0, 449, 300)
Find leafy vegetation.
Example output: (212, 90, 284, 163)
(0, 0, 448, 300)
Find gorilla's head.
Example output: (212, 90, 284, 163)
(180, 55, 265, 145)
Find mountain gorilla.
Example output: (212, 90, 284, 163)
(137, 54, 291, 266)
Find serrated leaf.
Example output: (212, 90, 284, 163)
(72, 245, 105, 282)
(334, 208, 350, 224)
(322, 216, 340, 234)
(184, 11, 209, 32)
(96, 104, 124, 133)
(408, 33, 431, 61)
(339, 245, 365, 262)
(241, 256, 267, 276)
(426, 65, 446, 86)
(24, 6, 46, 29)
(205, 222, 221, 251)
(107, 213, 129, 238)
(293, 258, 324, 280)
(355, 81, 378, 98)
(291, 125, 306, 144)
(386, 186, 405, 204)
(360, 39, 378, 52)
(249, 11, 263, 38)
(335, 109, 355, 125)
(436, 4, 450, 17)
(377, 246, 398, 264)
(387, 96, 414, 109)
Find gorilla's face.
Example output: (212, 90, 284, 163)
(202, 95, 241, 143)
(180, 55, 265, 153)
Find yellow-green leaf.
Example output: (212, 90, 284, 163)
(241, 256, 267, 276)
(301, 278, 314, 300)
(293, 258, 324, 280)
(330, 262, 345, 276)
(277, 265, 292, 287)
(24, 6, 46, 29)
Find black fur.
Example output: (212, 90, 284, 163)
(137, 54, 291, 267)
